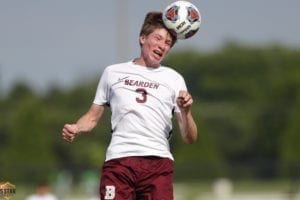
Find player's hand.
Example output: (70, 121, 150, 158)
(62, 124, 79, 142)
(176, 90, 193, 113)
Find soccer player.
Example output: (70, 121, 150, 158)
(62, 12, 197, 200)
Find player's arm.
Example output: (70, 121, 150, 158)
(175, 90, 198, 144)
(62, 103, 105, 142)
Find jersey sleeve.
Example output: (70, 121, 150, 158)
(174, 75, 188, 113)
(93, 67, 110, 105)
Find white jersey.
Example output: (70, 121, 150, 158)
(93, 61, 187, 161)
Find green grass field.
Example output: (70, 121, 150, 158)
(10, 180, 299, 200)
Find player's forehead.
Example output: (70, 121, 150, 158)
(150, 28, 173, 41)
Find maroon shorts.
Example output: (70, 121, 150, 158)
(99, 156, 174, 200)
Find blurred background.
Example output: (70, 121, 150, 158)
(1, 0, 300, 199)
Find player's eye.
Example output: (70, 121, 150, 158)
(165, 40, 172, 47)
(154, 35, 161, 41)
(152, 33, 162, 40)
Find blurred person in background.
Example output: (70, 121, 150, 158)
(26, 181, 58, 200)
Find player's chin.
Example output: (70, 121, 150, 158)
(148, 59, 161, 68)
(150, 54, 164, 66)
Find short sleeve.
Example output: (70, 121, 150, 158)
(174, 75, 187, 113)
(93, 68, 110, 105)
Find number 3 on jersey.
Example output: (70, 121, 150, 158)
(136, 88, 147, 103)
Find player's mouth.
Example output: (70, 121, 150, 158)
(153, 50, 163, 59)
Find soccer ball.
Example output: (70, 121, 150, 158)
(162, 1, 201, 40)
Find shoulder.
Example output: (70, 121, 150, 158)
(104, 61, 132, 73)
(159, 65, 185, 80)
(100, 62, 132, 80)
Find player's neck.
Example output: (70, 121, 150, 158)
(132, 58, 146, 67)
(133, 57, 160, 69)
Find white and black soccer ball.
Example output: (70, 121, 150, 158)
(162, 1, 201, 40)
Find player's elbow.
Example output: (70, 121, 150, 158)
(182, 133, 197, 144)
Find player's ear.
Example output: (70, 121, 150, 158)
(139, 35, 146, 46)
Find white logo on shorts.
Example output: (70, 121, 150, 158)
(104, 185, 115, 200)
